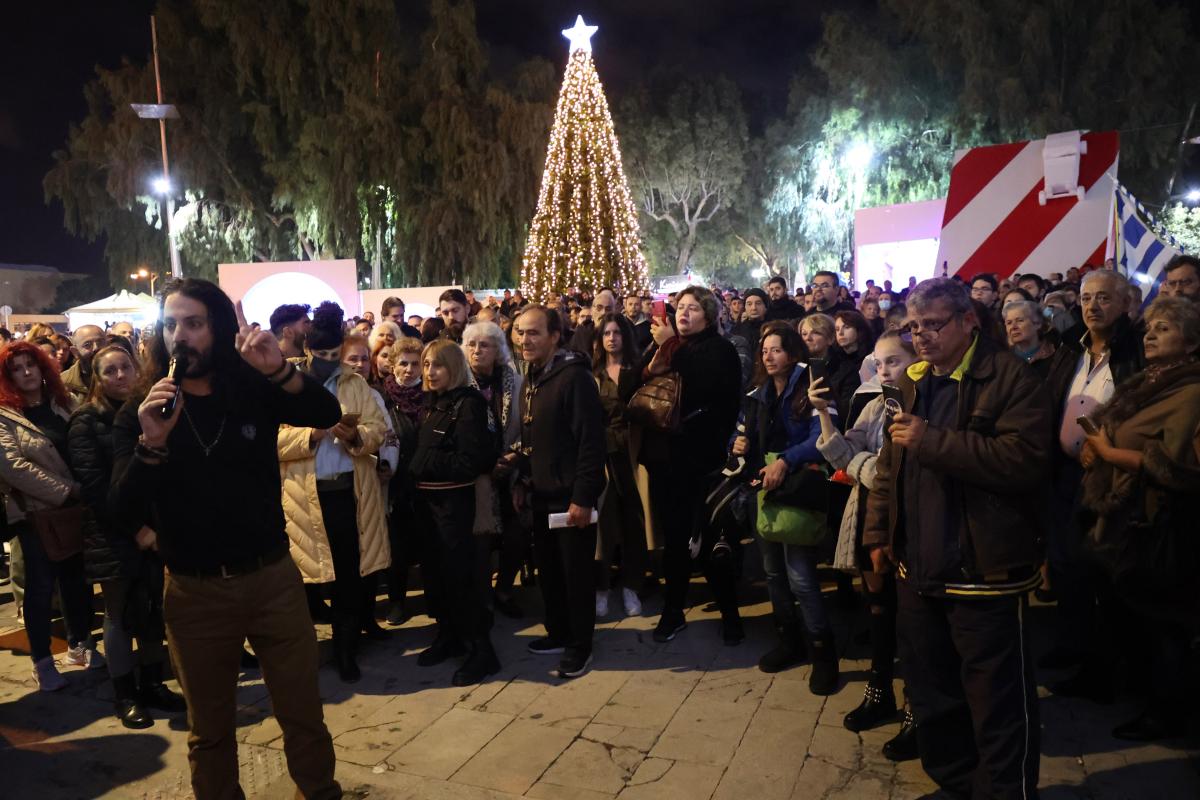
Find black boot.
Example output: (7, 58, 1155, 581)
(808, 630, 840, 696)
(720, 611, 745, 646)
(113, 672, 154, 729)
(332, 623, 361, 683)
(883, 705, 919, 761)
(417, 629, 467, 667)
(843, 677, 898, 732)
(758, 621, 807, 673)
(137, 662, 187, 712)
(452, 638, 500, 686)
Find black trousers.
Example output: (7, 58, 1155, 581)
(494, 483, 530, 596)
(532, 498, 596, 659)
(596, 452, 648, 591)
(386, 483, 416, 607)
(318, 487, 363, 630)
(897, 581, 1040, 800)
(647, 465, 737, 619)
(418, 486, 489, 641)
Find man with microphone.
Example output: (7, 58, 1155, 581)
(111, 279, 344, 799)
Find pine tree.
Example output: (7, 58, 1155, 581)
(521, 16, 649, 303)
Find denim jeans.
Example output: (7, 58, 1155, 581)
(16, 523, 93, 662)
(759, 539, 830, 636)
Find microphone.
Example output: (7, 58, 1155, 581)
(161, 347, 190, 419)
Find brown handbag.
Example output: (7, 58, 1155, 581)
(27, 504, 85, 562)
(626, 372, 683, 433)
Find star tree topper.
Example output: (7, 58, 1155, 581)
(562, 14, 598, 53)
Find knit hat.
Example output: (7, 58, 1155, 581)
(743, 288, 768, 305)
(307, 301, 345, 351)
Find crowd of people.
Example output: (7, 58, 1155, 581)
(0, 252, 1197, 800)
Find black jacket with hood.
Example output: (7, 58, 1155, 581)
(518, 349, 607, 509)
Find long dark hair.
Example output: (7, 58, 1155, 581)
(139, 278, 245, 405)
(591, 312, 638, 375)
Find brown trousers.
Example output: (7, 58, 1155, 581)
(164, 553, 341, 800)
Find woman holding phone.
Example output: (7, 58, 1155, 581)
(277, 302, 391, 683)
(811, 329, 919, 760)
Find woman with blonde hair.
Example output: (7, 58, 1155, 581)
(409, 339, 499, 685)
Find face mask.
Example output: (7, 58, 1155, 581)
(878, 299, 892, 311)
(1042, 306, 1055, 320)
(309, 356, 339, 382)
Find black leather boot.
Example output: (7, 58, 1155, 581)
(808, 631, 840, 696)
(843, 677, 898, 732)
(417, 629, 467, 667)
(758, 621, 807, 674)
(113, 672, 154, 729)
(883, 705, 919, 761)
(137, 662, 187, 712)
(452, 638, 501, 686)
(332, 623, 361, 683)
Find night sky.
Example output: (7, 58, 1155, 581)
(0, 0, 826, 279)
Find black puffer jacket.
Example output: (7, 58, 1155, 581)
(409, 386, 497, 485)
(68, 403, 145, 582)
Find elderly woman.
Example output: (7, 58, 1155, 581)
(641, 286, 744, 644)
(461, 320, 526, 619)
(1002, 299, 1056, 379)
(1079, 296, 1200, 741)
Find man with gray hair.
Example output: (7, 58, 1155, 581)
(864, 277, 1051, 799)
(61, 324, 106, 401)
(1041, 269, 1144, 697)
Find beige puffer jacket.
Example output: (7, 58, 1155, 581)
(277, 369, 391, 583)
(0, 403, 79, 524)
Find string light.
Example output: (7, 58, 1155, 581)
(521, 19, 649, 303)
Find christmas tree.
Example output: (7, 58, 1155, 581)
(521, 16, 649, 303)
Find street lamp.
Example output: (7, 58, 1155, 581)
(130, 267, 159, 296)
(131, 15, 182, 278)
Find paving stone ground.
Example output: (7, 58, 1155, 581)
(1, 571, 1198, 799)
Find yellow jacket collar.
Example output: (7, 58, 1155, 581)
(906, 334, 980, 383)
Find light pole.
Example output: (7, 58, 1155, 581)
(130, 267, 159, 296)
(131, 15, 182, 278)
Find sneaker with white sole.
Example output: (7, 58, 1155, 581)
(63, 643, 106, 671)
(527, 636, 566, 655)
(33, 656, 68, 691)
(556, 652, 593, 679)
(595, 590, 609, 618)
(622, 587, 642, 617)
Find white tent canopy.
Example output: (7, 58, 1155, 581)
(64, 290, 159, 330)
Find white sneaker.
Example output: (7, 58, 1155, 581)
(33, 656, 68, 691)
(595, 590, 609, 618)
(63, 643, 106, 671)
(622, 587, 642, 617)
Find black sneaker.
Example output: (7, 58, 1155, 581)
(384, 601, 409, 626)
(556, 652, 593, 679)
(652, 614, 687, 643)
(527, 637, 565, 655)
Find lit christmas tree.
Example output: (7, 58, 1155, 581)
(521, 16, 649, 303)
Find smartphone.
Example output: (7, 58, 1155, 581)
(340, 412, 361, 427)
(808, 360, 828, 385)
(882, 383, 904, 430)
(1076, 415, 1100, 436)
(652, 299, 666, 321)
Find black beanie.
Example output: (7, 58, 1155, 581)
(744, 288, 768, 305)
(307, 301, 345, 350)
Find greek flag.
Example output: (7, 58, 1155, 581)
(1113, 183, 1181, 305)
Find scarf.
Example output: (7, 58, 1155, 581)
(383, 374, 425, 424)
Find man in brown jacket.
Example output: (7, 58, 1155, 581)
(864, 278, 1052, 800)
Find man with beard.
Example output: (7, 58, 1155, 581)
(624, 292, 652, 351)
(764, 276, 802, 321)
(438, 289, 470, 343)
(809, 270, 856, 316)
(270, 304, 311, 360)
(60, 324, 105, 402)
(111, 279, 343, 799)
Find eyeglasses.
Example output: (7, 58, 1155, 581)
(1164, 277, 1198, 290)
(900, 314, 959, 342)
(811, 282, 835, 290)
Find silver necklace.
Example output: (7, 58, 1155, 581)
(182, 406, 227, 457)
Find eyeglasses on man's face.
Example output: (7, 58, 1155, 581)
(900, 313, 959, 342)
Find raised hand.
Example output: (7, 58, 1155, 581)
(235, 300, 285, 375)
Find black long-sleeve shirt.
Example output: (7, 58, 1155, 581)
(110, 365, 341, 572)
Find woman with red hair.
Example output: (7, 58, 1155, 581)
(0, 341, 101, 691)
